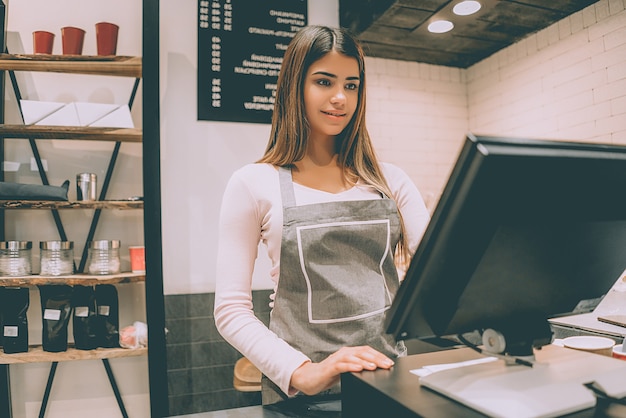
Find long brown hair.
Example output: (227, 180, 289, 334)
(258, 25, 410, 268)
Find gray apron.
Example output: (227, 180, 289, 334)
(262, 166, 403, 404)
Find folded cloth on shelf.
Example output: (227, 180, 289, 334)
(119, 321, 147, 349)
(0, 180, 69, 200)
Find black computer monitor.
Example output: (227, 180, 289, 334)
(385, 134, 626, 355)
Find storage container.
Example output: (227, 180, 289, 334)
(0, 241, 33, 276)
(86, 240, 121, 275)
(40, 241, 74, 276)
(76, 172, 97, 201)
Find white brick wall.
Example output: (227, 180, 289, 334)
(467, 0, 626, 145)
(366, 59, 468, 210)
(367, 0, 626, 210)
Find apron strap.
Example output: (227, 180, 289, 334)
(278, 166, 297, 208)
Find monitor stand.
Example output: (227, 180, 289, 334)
(419, 344, 626, 418)
(477, 316, 554, 358)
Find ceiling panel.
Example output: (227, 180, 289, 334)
(340, 0, 601, 68)
(375, 7, 433, 29)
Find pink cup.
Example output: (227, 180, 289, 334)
(96, 22, 119, 56)
(129, 246, 145, 273)
(33, 31, 55, 54)
(61, 26, 85, 55)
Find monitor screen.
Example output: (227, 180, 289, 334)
(385, 134, 626, 349)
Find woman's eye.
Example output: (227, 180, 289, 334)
(317, 79, 331, 87)
(346, 83, 358, 91)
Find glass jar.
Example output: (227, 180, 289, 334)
(0, 241, 33, 276)
(87, 240, 121, 275)
(40, 241, 74, 276)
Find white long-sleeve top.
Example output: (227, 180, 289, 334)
(214, 162, 430, 395)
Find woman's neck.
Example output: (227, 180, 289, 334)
(291, 137, 354, 194)
(306, 133, 337, 164)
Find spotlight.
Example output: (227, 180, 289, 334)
(453, 1, 482, 16)
(428, 20, 454, 33)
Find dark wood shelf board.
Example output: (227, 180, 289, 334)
(0, 272, 145, 286)
(0, 125, 142, 142)
(0, 200, 143, 209)
(0, 54, 142, 77)
(0, 346, 147, 365)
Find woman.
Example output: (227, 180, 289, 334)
(214, 25, 430, 404)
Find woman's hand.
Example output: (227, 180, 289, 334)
(289, 346, 395, 395)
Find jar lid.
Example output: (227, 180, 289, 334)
(0, 241, 33, 250)
(76, 172, 97, 181)
(40, 241, 74, 250)
(89, 239, 120, 249)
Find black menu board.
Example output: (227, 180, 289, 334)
(198, 0, 307, 124)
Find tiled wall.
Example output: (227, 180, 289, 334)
(165, 290, 271, 416)
(365, 57, 468, 212)
(467, 0, 626, 144)
(364, 0, 626, 212)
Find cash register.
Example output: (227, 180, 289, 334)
(342, 134, 626, 418)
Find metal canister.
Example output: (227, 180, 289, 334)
(76, 173, 97, 201)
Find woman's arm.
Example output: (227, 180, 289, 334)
(214, 167, 310, 395)
(382, 163, 431, 276)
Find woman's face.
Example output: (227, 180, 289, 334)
(303, 50, 360, 142)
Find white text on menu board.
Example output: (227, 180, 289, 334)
(241, 10, 305, 111)
(200, 1, 305, 111)
(199, 1, 233, 108)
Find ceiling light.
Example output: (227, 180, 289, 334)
(428, 20, 454, 33)
(453, 1, 482, 16)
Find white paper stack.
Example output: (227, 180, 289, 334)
(20, 100, 134, 128)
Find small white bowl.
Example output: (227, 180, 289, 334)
(563, 336, 615, 356)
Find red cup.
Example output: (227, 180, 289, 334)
(129, 246, 145, 273)
(61, 26, 85, 55)
(613, 345, 626, 360)
(96, 22, 119, 56)
(33, 31, 55, 54)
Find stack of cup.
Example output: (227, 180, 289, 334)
(95, 22, 119, 55)
(61, 26, 85, 55)
(129, 246, 146, 273)
(33, 31, 55, 54)
(32, 22, 119, 56)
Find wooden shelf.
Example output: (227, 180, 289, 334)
(0, 272, 145, 287)
(0, 200, 143, 209)
(0, 54, 142, 78)
(0, 346, 147, 365)
(0, 125, 142, 142)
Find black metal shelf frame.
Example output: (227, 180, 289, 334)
(6, 67, 141, 271)
(0, 1, 165, 417)
(1, 65, 141, 418)
(0, 3, 8, 417)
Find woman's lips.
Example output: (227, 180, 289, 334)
(322, 110, 346, 117)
